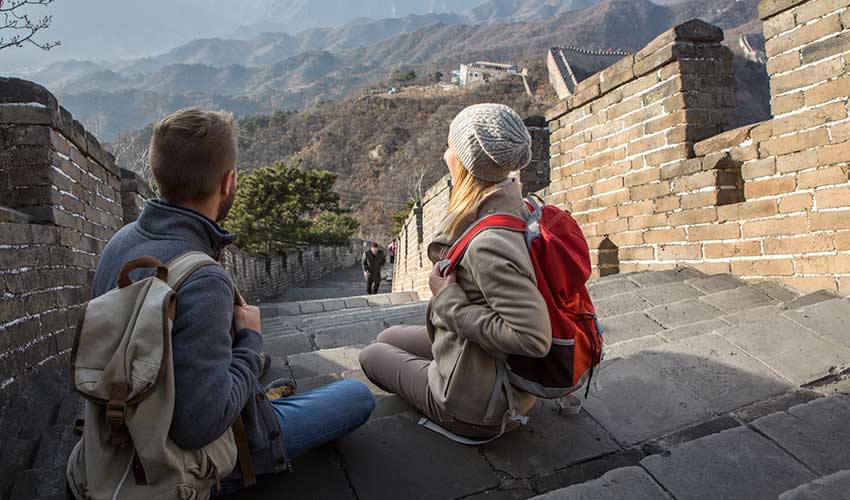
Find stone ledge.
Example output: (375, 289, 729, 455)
(0, 77, 118, 177)
(693, 124, 759, 156)
(0, 206, 36, 224)
(120, 168, 156, 199)
(759, 0, 808, 21)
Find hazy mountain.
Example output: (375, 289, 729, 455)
(25, 0, 766, 139)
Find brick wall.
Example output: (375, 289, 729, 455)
(541, 1, 850, 293)
(0, 78, 123, 396)
(224, 239, 366, 304)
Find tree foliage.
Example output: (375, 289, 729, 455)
(389, 68, 416, 84)
(0, 0, 60, 51)
(224, 162, 359, 254)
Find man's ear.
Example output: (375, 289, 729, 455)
(221, 169, 236, 196)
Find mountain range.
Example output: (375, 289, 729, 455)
(16, 0, 766, 141)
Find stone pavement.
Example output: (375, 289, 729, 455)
(269, 265, 392, 302)
(228, 266, 850, 500)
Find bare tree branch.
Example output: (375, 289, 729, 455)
(0, 0, 60, 51)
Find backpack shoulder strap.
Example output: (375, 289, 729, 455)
(164, 250, 255, 485)
(165, 251, 221, 290)
(443, 214, 526, 275)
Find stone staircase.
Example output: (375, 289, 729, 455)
(229, 267, 850, 500)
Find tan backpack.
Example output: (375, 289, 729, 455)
(66, 252, 255, 500)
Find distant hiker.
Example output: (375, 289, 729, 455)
(358, 103, 554, 442)
(388, 240, 397, 265)
(67, 107, 374, 499)
(363, 242, 386, 294)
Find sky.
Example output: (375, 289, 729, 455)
(0, 0, 462, 74)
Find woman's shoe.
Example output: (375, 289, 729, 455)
(265, 377, 298, 400)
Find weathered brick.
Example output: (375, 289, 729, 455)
(742, 215, 809, 237)
(835, 231, 850, 250)
(644, 228, 687, 243)
(645, 144, 691, 166)
(804, 75, 850, 107)
(759, 127, 830, 157)
(815, 186, 850, 208)
(688, 223, 741, 241)
(657, 244, 702, 260)
(669, 207, 718, 226)
(661, 158, 703, 180)
(770, 56, 844, 96)
(798, 165, 850, 188)
(744, 176, 797, 198)
(763, 8, 796, 39)
(764, 233, 835, 254)
(771, 101, 847, 136)
(778, 193, 814, 213)
(817, 141, 850, 166)
(795, 0, 849, 24)
(766, 49, 802, 75)
(784, 276, 839, 292)
(765, 13, 842, 58)
(831, 121, 850, 144)
(656, 195, 681, 212)
(628, 213, 668, 230)
(771, 91, 805, 115)
(704, 241, 762, 258)
(731, 259, 795, 276)
(593, 177, 624, 195)
(681, 191, 722, 210)
(620, 246, 655, 260)
(801, 31, 850, 65)
(630, 181, 671, 201)
(624, 168, 661, 187)
(742, 158, 777, 179)
(672, 171, 719, 193)
(776, 149, 818, 174)
(797, 255, 850, 274)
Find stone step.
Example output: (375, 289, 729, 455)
(260, 291, 420, 317)
(534, 391, 850, 500)
(261, 300, 426, 328)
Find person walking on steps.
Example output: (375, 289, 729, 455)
(363, 242, 386, 294)
(69, 108, 374, 499)
(358, 103, 552, 442)
(388, 240, 397, 265)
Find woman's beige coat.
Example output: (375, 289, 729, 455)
(427, 177, 552, 427)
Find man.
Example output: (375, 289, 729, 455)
(388, 240, 396, 265)
(90, 107, 374, 494)
(362, 242, 386, 294)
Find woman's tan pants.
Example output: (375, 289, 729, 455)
(358, 325, 503, 439)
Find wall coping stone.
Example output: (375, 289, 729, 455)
(0, 206, 36, 223)
(546, 19, 726, 122)
(758, 0, 808, 20)
(0, 77, 118, 177)
(693, 123, 759, 156)
(120, 168, 157, 199)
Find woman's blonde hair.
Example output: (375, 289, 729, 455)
(444, 165, 495, 237)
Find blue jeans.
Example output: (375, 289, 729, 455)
(270, 379, 375, 459)
(217, 380, 374, 497)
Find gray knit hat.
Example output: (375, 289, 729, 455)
(448, 103, 532, 183)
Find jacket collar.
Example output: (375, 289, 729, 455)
(428, 176, 525, 262)
(136, 199, 235, 257)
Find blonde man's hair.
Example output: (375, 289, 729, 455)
(445, 165, 496, 237)
(149, 107, 238, 203)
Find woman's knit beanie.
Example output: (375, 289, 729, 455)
(448, 103, 532, 183)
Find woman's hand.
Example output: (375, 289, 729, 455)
(429, 262, 456, 297)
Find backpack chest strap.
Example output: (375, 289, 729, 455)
(442, 214, 527, 276)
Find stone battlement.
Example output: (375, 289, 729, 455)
(394, 0, 850, 296)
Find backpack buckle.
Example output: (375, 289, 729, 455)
(106, 400, 127, 425)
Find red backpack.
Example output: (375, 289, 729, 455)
(440, 195, 603, 409)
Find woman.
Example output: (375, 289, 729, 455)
(359, 103, 552, 440)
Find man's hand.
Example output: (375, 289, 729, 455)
(429, 262, 456, 297)
(233, 305, 262, 333)
(364, 271, 369, 280)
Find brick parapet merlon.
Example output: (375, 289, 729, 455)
(759, 0, 810, 20)
(0, 77, 118, 176)
(545, 19, 727, 122)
